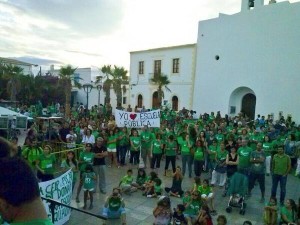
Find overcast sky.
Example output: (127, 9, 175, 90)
(0, 0, 298, 71)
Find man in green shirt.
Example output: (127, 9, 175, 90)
(0, 157, 53, 225)
(237, 139, 253, 175)
(271, 145, 291, 205)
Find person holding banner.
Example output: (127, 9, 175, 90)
(36, 145, 56, 182)
(61, 150, 78, 191)
(0, 157, 53, 225)
(129, 129, 141, 168)
(141, 125, 153, 169)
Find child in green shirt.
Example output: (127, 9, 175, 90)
(82, 164, 96, 210)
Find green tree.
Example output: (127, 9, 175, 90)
(58, 65, 80, 118)
(100, 65, 128, 106)
(150, 73, 171, 107)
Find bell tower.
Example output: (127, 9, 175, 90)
(241, 0, 264, 11)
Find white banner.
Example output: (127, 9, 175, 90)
(39, 170, 73, 225)
(115, 109, 161, 128)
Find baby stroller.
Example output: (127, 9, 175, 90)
(226, 172, 248, 215)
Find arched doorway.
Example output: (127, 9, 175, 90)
(241, 93, 256, 120)
(137, 94, 143, 108)
(228, 87, 256, 119)
(152, 91, 159, 109)
(172, 96, 178, 111)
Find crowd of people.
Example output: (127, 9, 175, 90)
(1, 104, 300, 225)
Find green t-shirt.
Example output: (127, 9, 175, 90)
(11, 219, 54, 225)
(152, 140, 162, 154)
(92, 131, 99, 140)
(198, 185, 212, 195)
(38, 154, 56, 174)
(79, 151, 95, 171)
(165, 141, 177, 156)
(83, 172, 96, 190)
(262, 142, 274, 156)
(208, 145, 218, 160)
(182, 195, 191, 205)
(136, 176, 147, 186)
(194, 147, 204, 161)
(280, 206, 296, 223)
(118, 131, 128, 146)
(108, 197, 122, 211)
(273, 154, 291, 175)
(141, 131, 152, 148)
(215, 134, 224, 142)
(154, 184, 162, 193)
(121, 175, 133, 185)
(250, 151, 266, 174)
(184, 199, 202, 216)
(180, 140, 191, 155)
(238, 146, 252, 169)
(22, 147, 43, 167)
(217, 149, 227, 161)
(107, 135, 117, 149)
(130, 136, 141, 151)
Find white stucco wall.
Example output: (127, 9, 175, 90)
(129, 44, 196, 110)
(193, 1, 300, 122)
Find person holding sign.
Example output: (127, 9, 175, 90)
(36, 145, 56, 182)
(102, 188, 126, 225)
(82, 164, 96, 210)
(61, 150, 78, 191)
(0, 157, 53, 225)
(76, 143, 95, 203)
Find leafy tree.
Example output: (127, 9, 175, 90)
(99, 65, 128, 106)
(150, 73, 171, 107)
(58, 65, 80, 118)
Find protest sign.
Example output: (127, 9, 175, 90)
(39, 170, 73, 225)
(115, 109, 160, 128)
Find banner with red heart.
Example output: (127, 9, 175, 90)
(130, 114, 137, 120)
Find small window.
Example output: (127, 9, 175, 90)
(230, 106, 236, 114)
(123, 97, 127, 104)
(138, 61, 144, 75)
(172, 58, 179, 73)
(137, 94, 143, 108)
(154, 60, 161, 77)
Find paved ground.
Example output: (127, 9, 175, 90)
(66, 158, 300, 225)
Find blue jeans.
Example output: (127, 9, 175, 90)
(118, 145, 127, 165)
(102, 207, 125, 219)
(182, 155, 193, 177)
(271, 174, 287, 204)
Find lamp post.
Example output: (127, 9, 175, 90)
(96, 76, 103, 107)
(83, 83, 93, 110)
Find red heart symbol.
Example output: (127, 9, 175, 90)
(130, 114, 137, 120)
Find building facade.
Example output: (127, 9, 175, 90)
(129, 44, 197, 111)
(129, 0, 300, 122)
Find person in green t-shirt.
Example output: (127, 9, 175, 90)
(132, 168, 147, 190)
(22, 138, 43, 169)
(211, 142, 227, 187)
(76, 143, 95, 203)
(82, 164, 96, 210)
(0, 157, 54, 225)
(207, 139, 218, 175)
(102, 188, 126, 225)
(263, 135, 274, 176)
(129, 130, 141, 167)
(194, 140, 206, 177)
(183, 190, 202, 224)
(119, 169, 137, 194)
(140, 125, 153, 168)
(271, 145, 291, 205)
(248, 142, 266, 202)
(280, 199, 297, 224)
(117, 127, 129, 166)
(107, 129, 118, 168)
(164, 135, 178, 175)
(61, 150, 78, 191)
(36, 145, 56, 182)
(237, 139, 253, 175)
(180, 134, 194, 178)
(150, 133, 163, 170)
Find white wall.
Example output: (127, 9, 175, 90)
(193, 1, 300, 122)
(129, 44, 196, 110)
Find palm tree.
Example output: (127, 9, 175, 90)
(2, 64, 24, 102)
(100, 65, 128, 105)
(58, 65, 80, 118)
(150, 73, 171, 108)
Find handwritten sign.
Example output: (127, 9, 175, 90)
(39, 170, 73, 225)
(115, 109, 161, 128)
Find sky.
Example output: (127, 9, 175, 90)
(0, 0, 298, 73)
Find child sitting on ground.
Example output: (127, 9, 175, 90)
(143, 171, 158, 196)
(132, 168, 147, 190)
(263, 196, 278, 225)
(153, 196, 172, 225)
(147, 178, 162, 198)
(172, 204, 187, 225)
(119, 169, 137, 195)
(199, 179, 216, 216)
(82, 164, 96, 210)
(192, 177, 202, 192)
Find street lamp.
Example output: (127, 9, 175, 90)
(83, 83, 93, 110)
(96, 76, 103, 107)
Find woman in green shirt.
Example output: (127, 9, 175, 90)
(150, 133, 163, 170)
(280, 199, 297, 225)
(194, 140, 205, 177)
(107, 129, 118, 168)
(180, 134, 193, 178)
(164, 135, 178, 175)
(129, 129, 141, 167)
(36, 145, 56, 182)
(263, 135, 274, 176)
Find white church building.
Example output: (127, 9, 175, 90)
(129, 0, 300, 122)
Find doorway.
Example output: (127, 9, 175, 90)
(241, 93, 256, 120)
